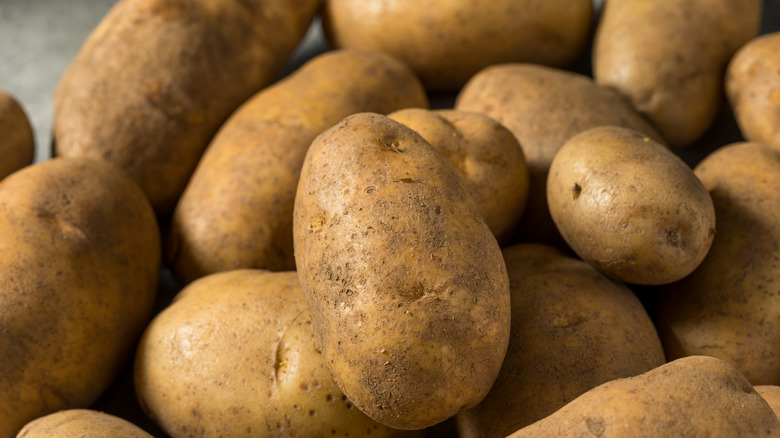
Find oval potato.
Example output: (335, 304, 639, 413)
(17, 409, 152, 438)
(0, 90, 34, 180)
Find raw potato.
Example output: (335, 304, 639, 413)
(293, 113, 510, 430)
(547, 126, 716, 285)
(594, 0, 761, 146)
(0, 158, 160, 437)
(726, 31, 780, 152)
(755, 386, 780, 418)
(323, 0, 593, 91)
(388, 108, 529, 244)
(456, 64, 665, 248)
(17, 409, 152, 438)
(0, 90, 34, 180)
(655, 142, 780, 384)
(167, 49, 427, 285)
(456, 244, 666, 438)
(135, 270, 418, 438)
(53, 0, 319, 215)
(507, 356, 780, 437)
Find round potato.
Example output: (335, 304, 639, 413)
(293, 112, 510, 430)
(0, 158, 160, 436)
(547, 126, 715, 285)
(0, 89, 34, 180)
(388, 108, 529, 244)
(17, 409, 152, 437)
(323, 0, 593, 91)
(457, 244, 666, 438)
(755, 386, 780, 418)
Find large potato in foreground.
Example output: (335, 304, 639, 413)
(323, 0, 593, 91)
(293, 113, 510, 430)
(54, 0, 319, 215)
(508, 356, 780, 437)
(167, 49, 427, 285)
(0, 158, 160, 437)
(594, 0, 761, 146)
(457, 244, 666, 438)
(16, 410, 152, 438)
(547, 126, 715, 285)
(136, 270, 418, 438)
(655, 142, 780, 385)
(0, 90, 34, 181)
(456, 64, 665, 247)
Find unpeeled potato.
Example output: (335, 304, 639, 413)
(0, 90, 34, 180)
(16, 410, 152, 438)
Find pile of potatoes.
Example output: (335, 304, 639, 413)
(2, 0, 780, 436)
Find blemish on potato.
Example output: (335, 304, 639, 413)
(573, 183, 582, 199)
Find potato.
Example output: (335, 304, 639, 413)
(135, 269, 418, 438)
(17, 410, 152, 438)
(547, 126, 716, 285)
(323, 0, 593, 91)
(166, 50, 427, 285)
(726, 31, 780, 152)
(655, 142, 780, 385)
(456, 64, 665, 248)
(0, 90, 34, 181)
(387, 108, 529, 244)
(293, 112, 510, 430)
(0, 158, 160, 436)
(507, 356, 780, 437)
(594, 0, 761, 146)
(755, 386, 780, 418)
(456, 243, 666, 438)
(53, 0, 320, 215)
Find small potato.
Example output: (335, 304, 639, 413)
(0, 90, 34, 180)
(17, 409, 152, 438)
(293, 113, 510, 430)
(655, 142, 780, 385)
(388, 108, 529, 244)
(547, 126, 715, 285)
(726, 32, 780, 152)
(456, 64, 665, 248)
(135, 270, 418, 438)
(456, 244, 666, 438)
(323, 0, 593, 91)
(594, 0, 761, 146)
(508, 356, 780, 437)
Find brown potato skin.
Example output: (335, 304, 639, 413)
(655, 142, 780, 385)
(456, 64, 665, 248)
(755, 386, 780, 418)
(388, 108, 529, 244)
(456, 244, 666, 438)
(0, 90, 34, 180)
(594, 0, 761, 146)
(726, 32, 780, 152)
(53, 0, 319, 215)
(293, 113, 510, 430)
(0, 158, 160, 437)
(547, 126, 716, 285)
(166, 50, 428, 285)
(17, 410, 152, 438)
(508, 356, 780, 437)
(135, 270, 419, 438)
(323, 0, 593, 91)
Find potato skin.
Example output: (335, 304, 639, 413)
(323, 0, 593, 91)
(726, 32, 780, 152)
(17, 409, 152, 438)
(53, 0, 319, 215)
(547, 126, 715, 285)
(135, 270, 418, 438)
(388, 108, 529, 244)
(0, 158, 160, 437)
(293, 113, 510, 430)
(456, 244, 666, 438)
(167, 50, 428, 285)
(456, 64, 665, 248)
(755, 386, 780, 418)
(655, 142, 780, 385)
(594, 0, 761, 146)
(508, 356, 780, 437)
(0, 90, 34, 180)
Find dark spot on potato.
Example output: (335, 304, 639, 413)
(586, 417, 606, 436)
(666, 228, 680, 247)
(573, 183, 582, 199)
(309, 410, 317, 416)
(327, 394, 334, 402)
(377, 134, 403, 152)
(346, 403, 353, 409)
(301, 383, 309, 391)
(365, 186, 376, 195)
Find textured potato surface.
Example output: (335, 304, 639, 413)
(17, 409, 152, 438)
